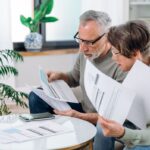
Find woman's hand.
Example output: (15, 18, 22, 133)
(98, 115, 125, 138)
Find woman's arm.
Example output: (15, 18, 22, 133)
(98, 116, 150, 147)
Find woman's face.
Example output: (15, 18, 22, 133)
(111, 46, 138, 71)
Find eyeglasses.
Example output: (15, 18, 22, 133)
(111, 51, 120, 55)
(74, 32, 105, 46)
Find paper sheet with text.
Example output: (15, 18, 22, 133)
(84, 60, 136, 125)
(123, 60, 150, 129)
(33, 67, 78, 111)
(0, 120, 72, 143)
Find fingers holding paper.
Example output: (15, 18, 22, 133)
(47, 71, 61, 82)
(47, 71, 69, 83)
(98, 115, 125, 138)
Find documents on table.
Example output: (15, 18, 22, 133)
(33, 67, 79, 111)
(123, 60, 150, 129)
(0, 120, 72, 144)
(84, 60, 136, 125)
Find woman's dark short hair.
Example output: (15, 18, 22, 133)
(108, 20, 150, 58)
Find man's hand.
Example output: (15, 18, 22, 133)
(54, 109, 98, 124)
(47, 71, 68, 83)
(98, 115, 125, 138)
(54, 109, 80, 118)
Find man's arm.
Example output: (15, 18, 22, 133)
(66, 54, 81, 87)
(47, 54, 81, 87)
(54, 109, 98, 124)
(75, 111, 99, 124)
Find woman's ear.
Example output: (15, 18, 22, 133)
(134, 50, 142, 60)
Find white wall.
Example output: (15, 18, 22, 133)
(0, 0, 12, 49)
(46, 0, 81, 41)
(81, 0, 129, 26)
(10, 0, 33, 42)
(15, 53, 78, 87)
(0, 0, 15, 87)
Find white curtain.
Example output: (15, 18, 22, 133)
(0, 0, 12, 49)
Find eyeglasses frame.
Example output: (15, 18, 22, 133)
(74, 32, 105, 45)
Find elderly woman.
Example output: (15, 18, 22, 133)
(94, 20, 150, 150)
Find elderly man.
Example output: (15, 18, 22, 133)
(29, 10, 126, 124)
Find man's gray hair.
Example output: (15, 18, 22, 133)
(80, 10, 112, 33)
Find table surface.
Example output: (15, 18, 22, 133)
(0, 115, 96, 150)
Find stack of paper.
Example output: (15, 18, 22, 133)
(33, 68, 79, 111)
(84, 60, 150, 129)
(123, 61, 150, 129)
(84, 60, 136, 125)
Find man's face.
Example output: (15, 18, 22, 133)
(76, 20, 108, 60)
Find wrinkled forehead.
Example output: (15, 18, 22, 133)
(79, 20, 103, 34)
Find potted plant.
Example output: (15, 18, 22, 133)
(20, 0, 58, 51)
(0, 50, 28, 115)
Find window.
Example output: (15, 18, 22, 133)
(13, 0, 81, 51)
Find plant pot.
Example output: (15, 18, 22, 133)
(24, 32, 43, 51)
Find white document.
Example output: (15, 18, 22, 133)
(0, 120, 72, 143)
(33, 68, 78, 111)
(0, 131, 15, 143)
(33, 88, 71, 111)
(123, 60, 150, 129)
(84, 60, 136, 125)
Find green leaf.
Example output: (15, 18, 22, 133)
(0, 66, 18, 77)
(38, 0, 54, 19)
(0, 58, 3, 66)
(20, 15, 31, 28)
(34, 5, 40, 16)
(0, 50, 28, 115)
(5, 50, 23, 62)
(26, 17, 32, 23)
(34, 10, 43, 23)
(20, 0, 58, 33)
(40, 0, 53, 14)
(45, 0, 54, 15)
(0, 83, 28, 115)
(41, 16, 58, 23)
